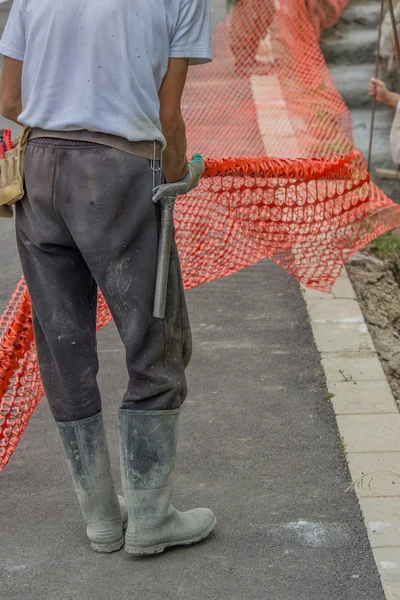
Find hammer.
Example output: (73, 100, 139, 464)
(152, 181, 188, 318)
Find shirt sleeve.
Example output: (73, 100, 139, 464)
(0, 0, 26, 61)
(390, 100, 400, 166)
(169, 0, 212, 65)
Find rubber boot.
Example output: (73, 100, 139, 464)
(57, 413, 127, 553)
(119, 408, 216, 556)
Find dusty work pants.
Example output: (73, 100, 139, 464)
(15, 138, 192, 422)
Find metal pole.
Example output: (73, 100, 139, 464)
(367, 0, 385, 173)
(388, 0, 400, 76)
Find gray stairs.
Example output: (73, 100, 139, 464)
(340, 2, 382, 27)
(329, 63, 375, 108)
(321, 29, 377, 65)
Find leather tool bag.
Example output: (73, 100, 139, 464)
(0, 126, 32, 218)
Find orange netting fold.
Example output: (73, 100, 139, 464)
(2, 0, 400, 469)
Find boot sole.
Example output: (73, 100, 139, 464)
(90, 537, 125, 554)
(124, 515, 217, 556)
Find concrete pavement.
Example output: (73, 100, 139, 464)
(0, 1, 389, 599)
(1, 260, 386, 600)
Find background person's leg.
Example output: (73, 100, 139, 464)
(230, 0, 276, 70)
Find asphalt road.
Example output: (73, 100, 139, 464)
(0, 1, 386, 599)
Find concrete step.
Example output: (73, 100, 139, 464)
(329, 63, 375, 108)
(340, 1, 382, 29)
(352, 107, 393, 161)
(321, 29, 377, 65)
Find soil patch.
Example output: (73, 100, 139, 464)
(346, 233, 400, 405)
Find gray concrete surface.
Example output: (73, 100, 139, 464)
(329, 63, 375, 109)
(1, 262, 386, 600)
(321, 29, 377, 65)
(0, 1, 386, 599)
(339, 2, 382, 27)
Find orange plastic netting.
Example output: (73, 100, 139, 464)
(1, 0, 400, 469)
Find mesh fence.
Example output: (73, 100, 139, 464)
(2, 0, 400, 469)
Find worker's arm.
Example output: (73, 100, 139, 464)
(390, 97, 400, 166)
(0, 56, 23, 123)
(159, 58, 189, 183)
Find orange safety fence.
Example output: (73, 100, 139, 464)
(2, 0, 400, 470)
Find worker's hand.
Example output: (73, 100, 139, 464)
(369, 78, 400, 109)
(174, 154, 205, 193)
(369, 78, 391, 104)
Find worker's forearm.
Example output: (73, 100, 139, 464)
(1, 99, 22, 124)
(385, 91, 400, 109)
(161, 116, 189, 183)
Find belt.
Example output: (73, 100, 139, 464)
(29, 129, 162, 160)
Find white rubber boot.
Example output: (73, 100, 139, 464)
(119, 408, 216, 556)
(57, 413, 126, 553)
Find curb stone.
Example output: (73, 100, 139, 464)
(303, 268, 400, 600)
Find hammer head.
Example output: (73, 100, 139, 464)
(152, 182, 188, 204)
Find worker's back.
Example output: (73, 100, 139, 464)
(0, 0, 211, 142)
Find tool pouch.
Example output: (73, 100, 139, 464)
(0, 126, 32, 218)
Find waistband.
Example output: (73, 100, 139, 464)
(29, 129, 162, 160)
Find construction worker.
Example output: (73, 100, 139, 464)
(0, 0, 216, 555)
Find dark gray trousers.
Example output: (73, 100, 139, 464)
(16, 138, 192, 422)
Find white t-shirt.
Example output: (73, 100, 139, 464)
(0, 0, 212, 145)
(390, 101, 400, 166)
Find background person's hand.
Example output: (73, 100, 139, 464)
(369, 78, 390, 104)
(369, 78, 400, 108)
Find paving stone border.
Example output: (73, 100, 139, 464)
(303, 269, 400, 600)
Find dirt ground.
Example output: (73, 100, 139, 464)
(347, 232, 400, 405)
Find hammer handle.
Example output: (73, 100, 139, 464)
(153, 197, 175, 318)
(375, 167, 400, 180)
